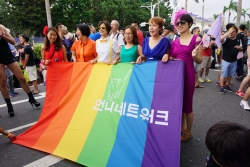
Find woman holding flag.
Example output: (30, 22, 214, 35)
(169, 10, 203, 142)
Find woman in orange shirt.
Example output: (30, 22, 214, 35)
(71, 24, 97, 63)
(41, 27, 68, 65)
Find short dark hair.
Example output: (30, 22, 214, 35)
(191, 27, 199, 34)
(180, 14, 193, 28)
(226, 23, 238, 32)
(168, 25, 175, 32)
(131, 20, 140, 27)
(76, 24, 90, 37)
(205, 121, 250, 167)
(98, 20, 111, 34)
(124, 26, 138, 45)
(239, 24, 246, 31)
(55, 23, 63, 31)
(21, 34, 29, 42)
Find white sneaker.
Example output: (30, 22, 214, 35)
(240, 100, 250, 110)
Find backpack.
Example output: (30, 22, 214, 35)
(239, 32, 248, 53)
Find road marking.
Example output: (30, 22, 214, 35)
(0, 122, 37, 136)
(23, 155, 64, 167)
(0, 92, 45, 108)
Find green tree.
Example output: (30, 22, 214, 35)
(225, 0, 237, 24)
(241, 8, 250, 23)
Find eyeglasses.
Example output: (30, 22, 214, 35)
(124, 33, 133, 36)
(99, 26, 106, 30)
(175, 20, 186, 27)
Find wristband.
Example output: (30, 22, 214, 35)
(5, 132, 10, 138)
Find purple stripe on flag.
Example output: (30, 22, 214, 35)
(141, 61, 184, 167)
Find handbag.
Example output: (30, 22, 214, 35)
(23, 70, 30, 82)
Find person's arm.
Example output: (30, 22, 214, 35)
(62, 45, 68, 62)
(112, 52, 120, 64)
(220, 28, 234, 43)
(0, 25, 15, 45)
(41, 45, 45, 62)
(193, 37, 203, 64)
(162, 49, 170, 63)
(247, 45, 250, 68)
(0, 127, 16, 141)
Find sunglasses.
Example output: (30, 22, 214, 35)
(176, 20, 186, 26)
(99, 26, 106, 30)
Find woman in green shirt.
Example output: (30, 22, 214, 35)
(120, 26, 143, 63)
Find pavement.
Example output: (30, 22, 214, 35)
(0, 69, 249, 167)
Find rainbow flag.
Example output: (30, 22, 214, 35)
(13, 61, 184, 167)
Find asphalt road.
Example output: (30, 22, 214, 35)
(0, 69, 249, 167)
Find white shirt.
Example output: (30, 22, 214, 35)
(96, 37, 120, 63)
(110, 32, 124, 47)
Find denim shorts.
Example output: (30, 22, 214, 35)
(221, 60, 237, 78)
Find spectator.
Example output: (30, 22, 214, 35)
(165, 25, 179, 43)
(235, 24, 247, 81)
(96, 20, 120, 64)
(199, 29, 214, 83)
(131, 20, 144, 46)
(219, 24, 241, 94)
(20, 34, 40, 94)
(110, 20, 124, 48)
(71, 24, 97, 63)
(55, 23, 74, 62)
(191, 27, 204, 88)
(162, 26, 170, 37)
(88, 23, 101, 41)
(205, 121, 250, 167)
(236, 29, 250, 97)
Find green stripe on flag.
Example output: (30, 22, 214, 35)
(77, 63, 133, 166)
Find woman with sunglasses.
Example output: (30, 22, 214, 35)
(119, 26, 143, 63)
(136, 17, 170, 63)
(71, 24, 97, 63)
(169, 10, 202, 142)
(41, 27, 68, 67)
(94, 20, 120, 64)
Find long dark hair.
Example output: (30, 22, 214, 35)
(44, 27, 62, 51)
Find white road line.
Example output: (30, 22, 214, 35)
(0, 92, 45, 108)
(0, 122, 37, 136)
(23, 155, 64, 167)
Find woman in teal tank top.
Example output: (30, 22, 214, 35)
(120, 26, 143, 63)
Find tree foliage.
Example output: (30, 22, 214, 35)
(0, 0, 172, 37)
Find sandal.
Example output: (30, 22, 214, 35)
(32, 90, 40, 94)
(195, 85, 204, 88)
(181, 132, 193, 142)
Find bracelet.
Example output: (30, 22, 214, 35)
(5, 131, 10, 138)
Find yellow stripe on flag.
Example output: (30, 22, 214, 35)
(53, 64, 113, 161)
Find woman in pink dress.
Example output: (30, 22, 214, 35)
(170, 10, 203, 142)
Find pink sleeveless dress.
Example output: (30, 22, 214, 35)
(170, 35, 198, 113)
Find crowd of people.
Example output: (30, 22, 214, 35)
(1, 8, 250, 166)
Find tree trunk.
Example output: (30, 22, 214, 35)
(228, 10, 231, 24)
(236, 0, 242, 26)
(201, 1, 204, 33)
(45, 0, 52, 27)
(185, 0, 188, 11)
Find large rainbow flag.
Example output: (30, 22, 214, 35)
(13, 61, 184, 167)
